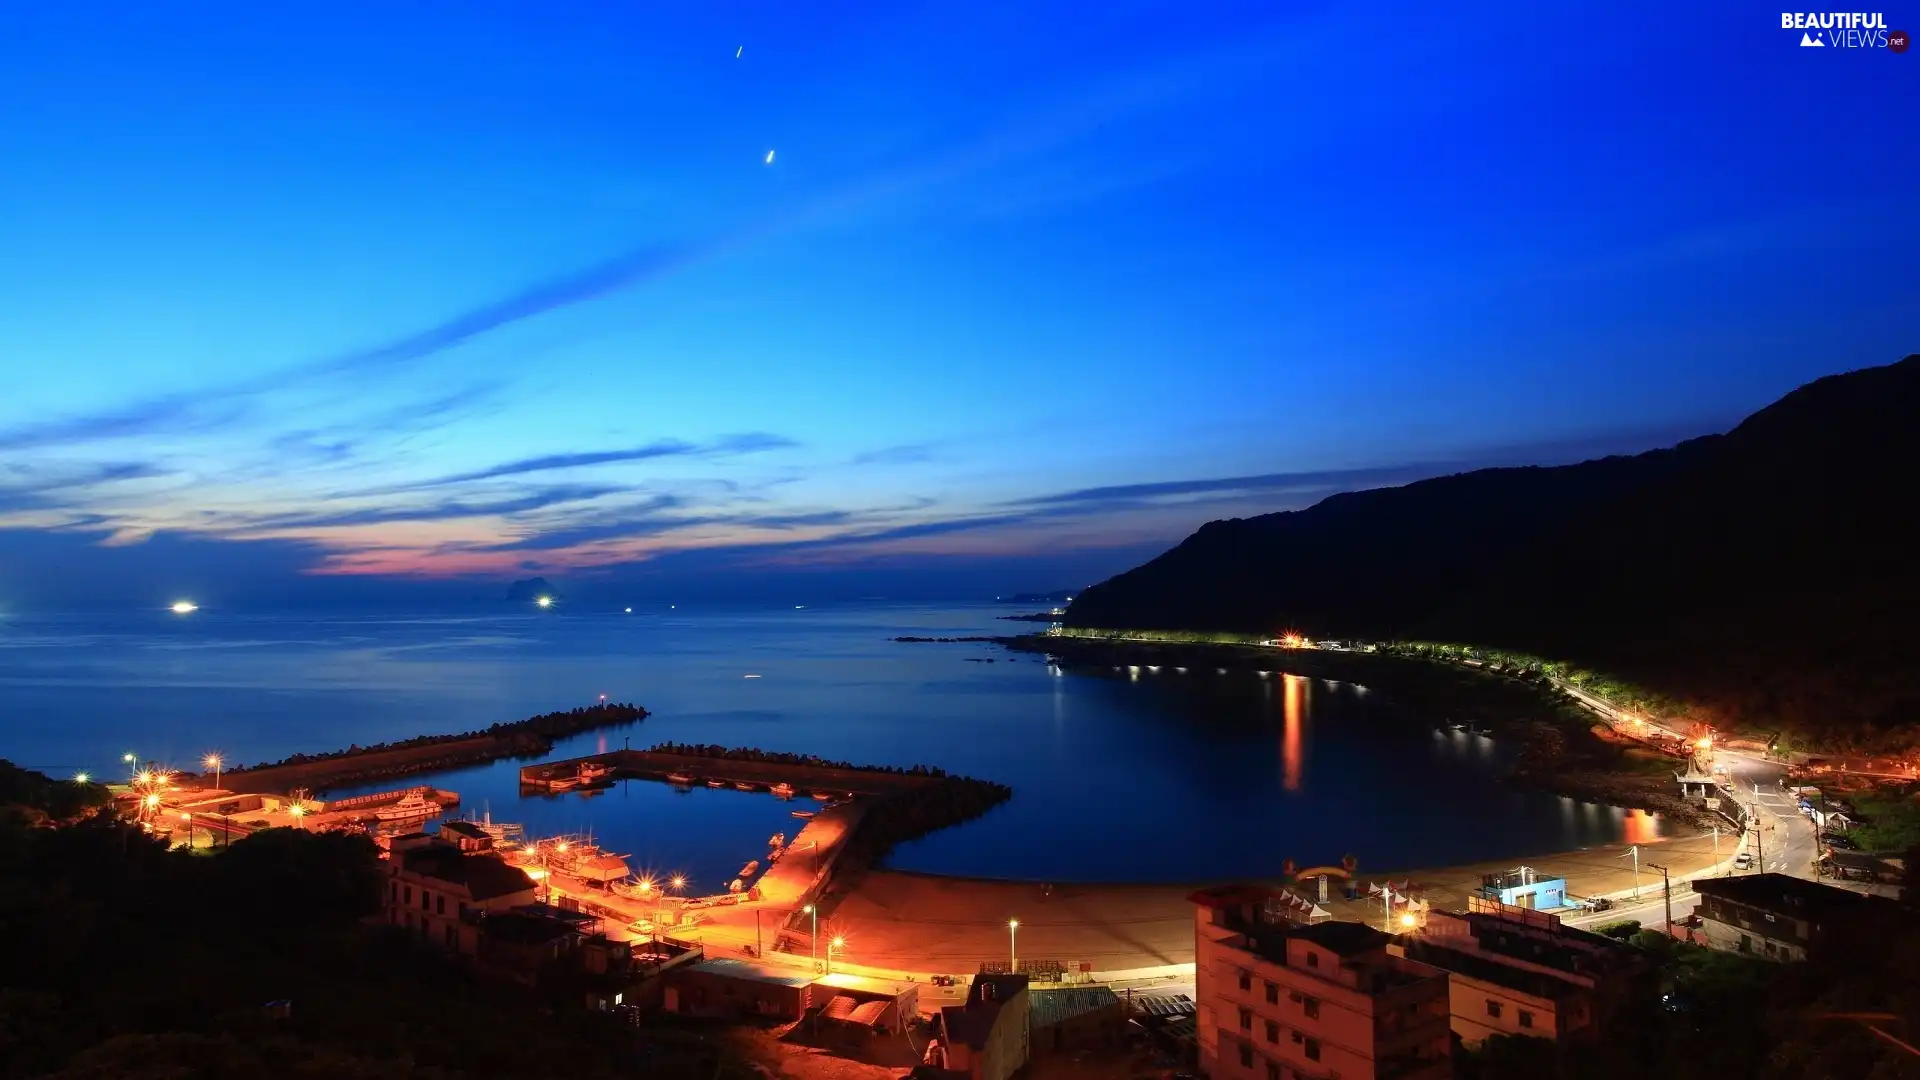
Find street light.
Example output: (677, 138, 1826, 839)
(203, 753, 223, 790)
(669, 875, 686, 893)
(803, 904, 819, 970)
(73, 772, 89, 784)
(1009, 919, 1019, 972)
(828, 936, 845, 975)
(289, 803, 306, 829)
(178, 811, 192, 849)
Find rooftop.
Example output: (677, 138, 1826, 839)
(397, 845, 537, 901)
(1694, 873, 1879, 919)
(478, 909, 586, 946)
(1031, 987, 1122, 1029)
(1290, 920, 1392, 958)
(1400, 940, 1577, 1002)
(682, 956, 817, 988)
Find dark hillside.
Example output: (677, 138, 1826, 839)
(1067, 355, 1920, 741)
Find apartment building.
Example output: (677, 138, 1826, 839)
(383, 833, 539, 953)
(1393, 902, 1652, 1046)
(1192, 886, 1452, 1080)
(1691, 873, 1893, 961)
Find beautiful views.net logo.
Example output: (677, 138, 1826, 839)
(1781, 11, 1909, 49)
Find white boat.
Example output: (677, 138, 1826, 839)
(811, 791, 833, 801)
(734, 781, 757, 792)
(667, 773, 694, 786)
(705, 779, 727, 789)
(738, 860, 760, 878)
(375, 791, 438, 821)
(792, 809, 815, 820)
(771, 782, 795, 798)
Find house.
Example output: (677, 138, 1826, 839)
(812, 971, 921, 1035)
(1193, 885, 1452, 1080)
(935, 974, 1030, 1080)
(661, 956, 817, 1021)
(383, 834, 538, 953)
(1474, 868, 1568, 911)
(1392, 901, 1653, 1047)
(1030, 986, 1127, 1055)
(1691, 873, 1895, 961)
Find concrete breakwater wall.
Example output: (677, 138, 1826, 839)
(222, 703, 648, 795)
(526, 745, 955, 796)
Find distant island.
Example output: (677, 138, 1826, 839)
(1065, 354, 1920, 747)
(505, 576, 560, 603)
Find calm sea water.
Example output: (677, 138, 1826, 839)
(0, 602, 1662, 886)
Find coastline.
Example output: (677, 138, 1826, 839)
(999, 632, 1716, 831)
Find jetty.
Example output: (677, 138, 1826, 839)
(518, 748, 950, 797)
(218, 702, 647, 795)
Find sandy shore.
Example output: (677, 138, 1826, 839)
(817, 826, 1738, 975)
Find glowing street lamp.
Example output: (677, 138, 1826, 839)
(289, 803, 306, 829)
(178, 811, 193, 849)
(203, 753, 223, 790)
(1399, 912, 1418, 930)
(73, 772, 89, 784)
(828, 936, 846, 975)
(803, 903, 819, 969)
(535, 595, 553, 609)
(1009, 918, 1019, 971)
(669, 875, 686, 893)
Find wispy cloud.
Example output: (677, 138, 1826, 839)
(368, 433, 798, 493)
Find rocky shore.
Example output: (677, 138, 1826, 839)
(1001, 633, 1712, 826)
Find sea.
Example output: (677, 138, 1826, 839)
(0, 601, 1665, 890)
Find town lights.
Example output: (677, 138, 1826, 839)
(1009, 919, 1020, 969)
(804, 904, 819, 969)
(203, 753, 223, 789)
(289, 803, 306, 829)
(1399, 913, 1418, 929)
(827, 935, 846, 974)
(73, 772, 89, 784)
(669, 876, 686, 892)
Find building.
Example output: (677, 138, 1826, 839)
(661, 956, 817, 1021)
(1393, 902, 1652, 1047)
(813, 971, 921, 1035)
(1192, 886, 1452, 1080)
(935, 974, 1030, 1080)
(1691, 873, 1894, 961)
(1474, 868, 1567, 911)
(383, 834, 539, 953)
(1030, 986, 1127, 1055)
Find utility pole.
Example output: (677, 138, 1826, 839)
(756, 909, 763, 959)
(1621, 846, 1641, 900)
(1647, 863, 1673, 938)
(1712, 825, 1721, 875)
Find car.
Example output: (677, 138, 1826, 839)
(1584, 897, 1614, 912)
(1734, 852, 1754, 869)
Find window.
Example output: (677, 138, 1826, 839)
(1239, 1008, 1252, 1031)
(1238, 970, 1252, 992)
(1518, 1010, 1534, 1029)
(389, 882, 397, 902)
(1486, 1001, 1504, 1019)
(1305, 951, 1319, 968)
(1302, 996, 1320, 1020)
(1304, 1037, 1321, 1062)
(404, 885, 412, 904)
(1265, 981, 1279, 1004)
(1266, 1063, 1280, 1080)
(421, 889, 431, 912)
(436, 895, 446, 916)
(1238, 1043, 1254, 1068)
(1265, 1020, 1279, 1043)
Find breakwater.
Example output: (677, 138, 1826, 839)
(221, 703, 647, 794)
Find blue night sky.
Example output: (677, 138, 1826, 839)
(0, 2, 1913, 607)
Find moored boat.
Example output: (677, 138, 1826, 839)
(667, 773, 694, 786)
(792, 809, 815, 819)
(733, 781, 757, 792)
(374, 791, 439, 821)
(706, 779, 727, 788)
(738, 859, 760, 878)
(810, 791, 832, 801)
(770, 782, 795, 798)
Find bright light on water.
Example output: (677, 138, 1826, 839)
(170, 601, 197, 614)
(535, 596, 553, 608)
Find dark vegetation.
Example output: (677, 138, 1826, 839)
(891, 635, 1002, 642)
(0, 760, 113, 823)
(224, 703, 648, 791)
(1065, 355, 1920, 748)
(0, 762, 784, 1079)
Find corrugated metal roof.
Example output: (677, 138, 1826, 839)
(687, 957, 816, 987)
(1031, 987, 1121, 1029)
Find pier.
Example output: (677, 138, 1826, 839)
(519, 749, 946, 796)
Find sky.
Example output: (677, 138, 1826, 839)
(0, 2, 1914, 608)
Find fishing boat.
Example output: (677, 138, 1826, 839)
(771, 782, 795, 798)
(576, 762, 615, 789)
(375, 791, 440, 822)
(458, 810, 526, 850)
(705, 779, 727, 789)
(811, 791, 833, 801)
(791, 809, 815, 820)
(738, 859, 760, 878)
(667, 773, 694, 786)
(733, 781, 757, 792)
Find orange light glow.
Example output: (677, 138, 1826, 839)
(1282, 674, 1306, 793)
(1695, 738, 1712, 750)
(1624, 809, 1659, 846)
(143, 794, 160, 808)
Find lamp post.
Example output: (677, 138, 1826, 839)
(203, 753, 223, 791)
(804, 904, 819, 971)
(289, 803, 306, 830)
(828, 936, 845, 975)
(178, 811, 193, 850)
(1009, 919, 1019, 972)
